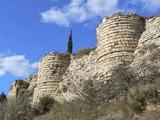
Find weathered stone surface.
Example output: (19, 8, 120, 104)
(54, 13, 146, 103)
(57, 50, 99, 102)
(33, 52, 70, 104)
(8, 13, 160, 107)
(8, 80, 29, 99)
(26, 74, 38, 91)
(96, 13, 145, 77)
(130, 16, 160, 83)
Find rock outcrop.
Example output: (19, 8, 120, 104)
(8, 80, 30, 99)
(131, 16, 160, 83)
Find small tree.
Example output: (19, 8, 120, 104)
(35, 96, 55, 114)
(0, 92, 7, 103)
(67, 30, 73, 54)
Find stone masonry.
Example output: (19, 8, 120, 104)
(56, 13, 147, 103)
(33, 52, 70, 104)
(8, 13, 160, 105)
(8, 80, 29, 99)
(96, 13, 145, 78)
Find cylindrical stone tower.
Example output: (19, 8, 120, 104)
(96, 13, 145, 77)
(33, 52, 70, 104)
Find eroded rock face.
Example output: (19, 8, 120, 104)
(26, 74, 38, 91)
(56, 13, 145, 103)
(8, 74, 37, 99)
(130, 16, 160, 83)
(57, 51, 130, 103)
(57, 50, 99, 102)
(8, 80, 29, 99)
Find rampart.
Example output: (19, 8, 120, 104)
(9, 12, 160, 105)
(8, 80, 29, 99)
(33, 52, 70, 104)
(137, 16, 160, 47)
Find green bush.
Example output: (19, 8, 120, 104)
(35, 96, 55, 114)
(36, 100, 99, 120)
(1, 96, 35, 120)
(127, 84, 159, 114)
(0, 92, 7, 103)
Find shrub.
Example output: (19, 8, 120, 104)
(36, 100, 99, 120)
(2, 96, 35, 120)
(74, 48, 96, 58)
(127, 84, 159, 114)
(81, 80, 97, 105)
(35, 96, 55, 114)
(0, 102, 6, 120)
(0, 92, 7, 103)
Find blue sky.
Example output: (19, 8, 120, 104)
(0, 0, 159, 94)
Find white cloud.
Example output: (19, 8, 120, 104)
(126, 0, 160, 13)
(41, 8, 70, 27)
(138, 0, 160, 12)
(41, 0, 119, 27)
(30, 62, 39, 69)
(41, 0, 160, 27)
(0, 55, 38, 77)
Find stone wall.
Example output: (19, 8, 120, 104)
(96, 13, 145, 77)
(33, 52, 70, 104)
(55, 13, 147, 103)
(57, 50, 131, 103)
(26, 74, 38, 91)
(8, 80, 29, 99)
(9, 12, 159, 105)
(130, 16, 160, 81)
(137, 16, 160, 48)
(57, 50, 99, 102)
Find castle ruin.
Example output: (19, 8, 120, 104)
(8, 13, 160, 105)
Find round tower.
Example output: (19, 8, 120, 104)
(33, 52, 70, 104)
(96, 13, 145, 76)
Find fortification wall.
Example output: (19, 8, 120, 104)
(96, 13, 145, 76)
(131, 16, 160, 79)
(137, 16, 160, 48)
(33, 52, 70, 104)
(26, 74, 37, 91)
(8, 80, 29, 99)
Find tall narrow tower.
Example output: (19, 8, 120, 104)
(67, 30, 73, 54)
